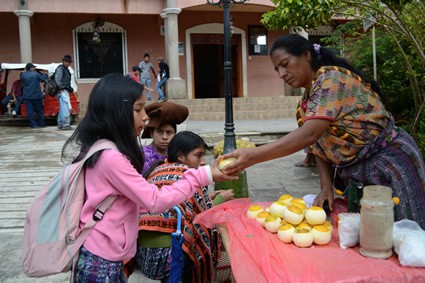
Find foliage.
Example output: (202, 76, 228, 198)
(404, 107, 425, 155)
(262, 0, 424, 130)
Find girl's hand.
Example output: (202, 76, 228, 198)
(217, 189, 235, 201)
(211, 156, 239, 182)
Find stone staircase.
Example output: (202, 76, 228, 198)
(169, 96, 301, 120)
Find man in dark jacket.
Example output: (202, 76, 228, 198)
(20, 63, 48, 128)
(155, 57, 169, 102)
(55, 55, 74, 130)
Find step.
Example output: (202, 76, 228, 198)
(171, 96, 301, 120)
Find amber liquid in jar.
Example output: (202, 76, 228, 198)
(359, 185, 394, 259)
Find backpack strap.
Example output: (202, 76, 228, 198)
(69, 140, 118, 257)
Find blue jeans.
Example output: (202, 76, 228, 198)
(57, 90, 71, 128)
(141, 77, 152, 99)
(1, 95, 24, 114)
(156, 76, 168, 100)
(25, 98, 45, 128)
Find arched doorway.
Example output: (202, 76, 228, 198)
(185, 23, 247, 99)
(192, 34, 241, 99)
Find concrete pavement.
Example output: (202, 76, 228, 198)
(0, 118, 319, 282)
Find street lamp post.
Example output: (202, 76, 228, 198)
(206, 0, 247, 154)
(207, 0, 250, 199)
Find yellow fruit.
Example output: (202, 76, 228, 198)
(218, 158, 237, 170)
(284, 205, 304, 225)
(269, 201, 287, 218)
(322, 220, 333, 233)
(256, 211, 271, 227)
(293, 228, 313, 248)
(305, 206, 327, 225)
(247, 205, 263, 219)
(277, 223, 295, 243)
(393, 197, 400, 205)
(296, 222, 312, 231)
(265, 215, 282, 233)
(278, 194, 293, 206)
(291, 198, 306, 205)
(312, 225, 332, 245)
(291, 201, 306, 215)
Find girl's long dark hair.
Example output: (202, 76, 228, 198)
(167, 131, 208, 162)
(270, 34, 384, 102)
(142, 131, 208, 178)
(62, 73, 145, 173)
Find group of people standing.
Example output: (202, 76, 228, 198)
(1, 54, 77, 130)
(130, 53, 169, 102)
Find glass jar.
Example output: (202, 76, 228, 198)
(359, 185, 394, 259)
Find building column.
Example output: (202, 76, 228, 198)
(161, 0, 186, 99)
(14, 9, 34, 63)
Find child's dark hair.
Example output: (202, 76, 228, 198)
(270, 34, 384, 102)
(62, 73, 145, 172)
(167, 131, 208, 163)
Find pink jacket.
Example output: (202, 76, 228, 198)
(80, 149, 212, 261)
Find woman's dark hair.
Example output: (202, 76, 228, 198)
(167, 131, 208, 163)
(270, 34, 384, 101)
(62, 73, 145, 173)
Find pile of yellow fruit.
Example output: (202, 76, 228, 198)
(213, 139, 256, 157)
(246, 194, 333, 248)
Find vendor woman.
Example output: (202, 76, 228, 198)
(221, 34, 425, 229)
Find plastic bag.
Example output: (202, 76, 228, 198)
(393, 219, 425, 267)
(338, 213, 360, 249)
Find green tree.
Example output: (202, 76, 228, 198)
(262, 0, 424, 130)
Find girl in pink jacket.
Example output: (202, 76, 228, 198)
(61, 74, 236, 282)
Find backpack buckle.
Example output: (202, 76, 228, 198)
(93, 208, 106, 221)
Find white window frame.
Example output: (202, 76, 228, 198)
(73, 21, 128, 83)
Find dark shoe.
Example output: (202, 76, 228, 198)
(61, 126, 74, 131)
(38, 125, 47, 128)
(295, 162, 315, 168)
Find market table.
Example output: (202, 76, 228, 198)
(194, 198, 425, 283)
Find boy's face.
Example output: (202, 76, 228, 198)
(144, 56, 150, 62)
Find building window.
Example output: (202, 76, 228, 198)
(74, 21, 127, 79)
(248, 25, 268, 55)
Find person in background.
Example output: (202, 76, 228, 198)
(221, 34, 425, 229)
(1, 78, 23, 117)
(139, 53, 157, 101)
(141, 101, 189, 175)
(136, 131, 234, 283)
(62, 74, 236, 282)
(20, 63, 48, 128)
(55, 55, 75, 130)
(129, 66, 142, 83)
(155, 57, 169, 102)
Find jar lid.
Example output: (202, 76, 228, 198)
(362, 185, 392, 200)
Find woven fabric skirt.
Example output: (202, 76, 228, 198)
(337, 128, 425, 229)
(135, 246, 172, 281)
(73, 247, 126, 283)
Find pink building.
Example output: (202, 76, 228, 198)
(1, 0, 306, 119)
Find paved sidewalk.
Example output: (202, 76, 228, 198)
(0, 118, 319, 282)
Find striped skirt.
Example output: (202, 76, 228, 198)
(337, 128, 425, 229)
(135, 246, 172, 281)
(73, 247, 127, 283)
